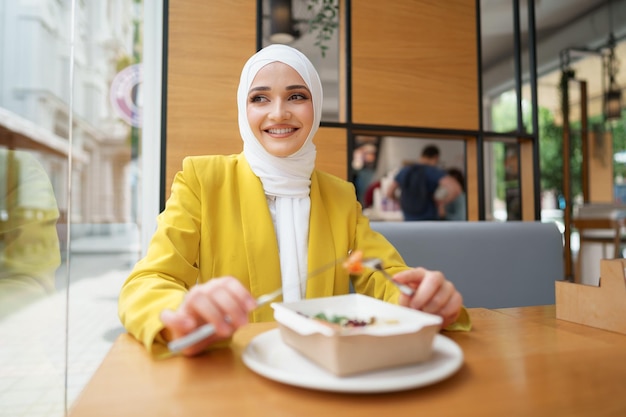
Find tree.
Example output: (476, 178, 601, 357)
(537, 107, 583, 200)
(492, 92, 626, 208)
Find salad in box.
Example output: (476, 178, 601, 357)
(271, 293, 443, 376)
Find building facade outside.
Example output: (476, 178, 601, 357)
(0, 0, 139, 234)
(0, 1, 143, 415)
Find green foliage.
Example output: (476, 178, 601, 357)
(538, 108, 582, 199)
(491, 91, 520, 133)
(609, 117, 626, 179)
(490, 92, 526, 201)
(540, 111, 626, 199)
(492, 142, 505, 200)
(491, 89, 626, 205)
(490, 92, 582, 200)
(306, 0, 339, 57)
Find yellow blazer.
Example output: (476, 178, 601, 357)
(119, 154, 466, 352)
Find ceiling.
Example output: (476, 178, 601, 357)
(480, 0, 610, 69)
(263, 0, 626, 120)
(481, 0, 626, 121)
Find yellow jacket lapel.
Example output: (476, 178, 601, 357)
(236, 156, 282, 321)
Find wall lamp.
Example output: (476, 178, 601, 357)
(560, 34, 624, 123)
(604, 34, 622, 121)
(269, 0, 300, 44)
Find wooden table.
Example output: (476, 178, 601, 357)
(68, 306, 626, 417)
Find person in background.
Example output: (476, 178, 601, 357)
(351, 142, 377, 205)
(118, 45, 470, 357)
(439, 168, 466, 221)
(0, 149, 61, 319)
(386, 145, 462, 221)
(363, 179, 381, 209)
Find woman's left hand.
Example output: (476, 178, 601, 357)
(393, 268, 463, 328)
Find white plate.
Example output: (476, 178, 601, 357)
(242, 328, 463, 393)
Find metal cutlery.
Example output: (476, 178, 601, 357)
(167, 287, 284, 353)
(361, 257, 415, 296)
(167, 257, 348, 353)
(167, 255, 412, 353)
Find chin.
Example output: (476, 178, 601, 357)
(264, 146, 298, 158)
(272, 151, 295, 158)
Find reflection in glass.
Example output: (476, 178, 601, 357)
(355, 136, 466, 221)
(504, 142, 521, 220)
(483, 139, 521, 222)
(351, 136, 380, 207)
(444, 168, 467, 221)
(0, 149, 61, 317)
(261, 0, 341, 122)
(0, 1, 145, 415)
(0, 148, 66, 417)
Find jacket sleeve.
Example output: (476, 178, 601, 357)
(350, 196, 471, 331)
(118, 157, 203, 353)
(350, 204, 409, 304)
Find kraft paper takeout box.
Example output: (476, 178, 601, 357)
(271, 294, 443, 376)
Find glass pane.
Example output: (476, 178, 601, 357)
(262, 0, 341, 122)
(0, 147, 67, 416)
(481, 0, 520, 133)
(483, 138, 521, 221)
(64, 0, 143, 408)
(354, 136, 466, 221)
(611, 41, 626, 195)
(0, 0, 72, 412)
(0, 1, 146, 415)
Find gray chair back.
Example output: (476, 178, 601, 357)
(370, 221, 564, 308)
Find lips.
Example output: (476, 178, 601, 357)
(266, 128, 296, 135)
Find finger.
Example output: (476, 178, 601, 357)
(407, 271, 445, 310)
(160, 309, 196, 339)
(392, 267, 428, 286)
(185, 279, 254, 336)
(393, 268, 427, 307)
(184, 287, 237, 336)
(220, 277, 257, 312)
(439, 291, 464, 328)
(421, 281, 455, 315)
(212, 278, 257, 328)
(203, 277, 257, 312)
(208, 287, 252, 333)
(160, 309, 217, 356)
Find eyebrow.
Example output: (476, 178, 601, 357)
(248, 84, 310, 94)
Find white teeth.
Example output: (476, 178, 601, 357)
(267, 128, 295, 134)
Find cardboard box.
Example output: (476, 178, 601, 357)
(271, 294, 442, 376)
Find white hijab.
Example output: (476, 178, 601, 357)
(237, 44, 323, 301)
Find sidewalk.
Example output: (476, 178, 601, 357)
(0, 227, 140, 417)
(69, 223, 142, 254)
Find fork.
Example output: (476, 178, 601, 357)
(361, 257, 415, 296)
(167, 287, 283, 353)
(167, 256, 350, 353)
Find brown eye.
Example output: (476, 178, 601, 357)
(289, 93, 308, 101)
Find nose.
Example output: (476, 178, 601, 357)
(268, 99, 290, 121)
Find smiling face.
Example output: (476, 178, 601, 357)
(246, 62, 314, 157)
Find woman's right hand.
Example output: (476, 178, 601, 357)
(159, 277, 257, 356)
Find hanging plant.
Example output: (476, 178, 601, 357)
(559, 68, 575, 123)
(306, 0, 339, 57)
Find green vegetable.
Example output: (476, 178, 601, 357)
(312, 312, 373, 327)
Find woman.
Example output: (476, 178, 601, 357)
(118, 45, 468, 357)
(440, 168, 467, 221)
